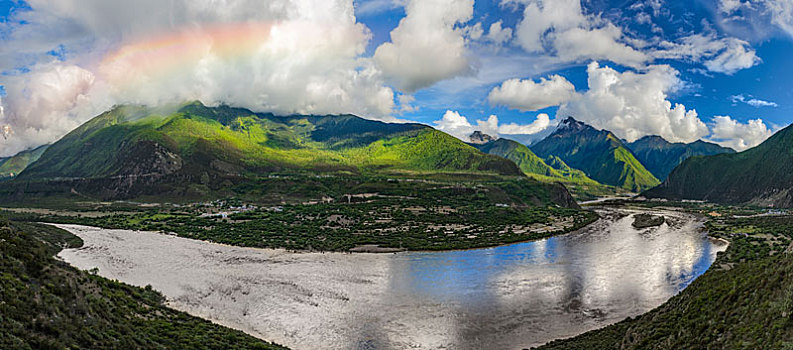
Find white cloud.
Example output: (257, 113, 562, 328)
(635, 12, 652, 25)
(511, 0, 585, 52)
(510, 0, 648, 68)
(654, 33, 760, 74)
(0, 98, 9, 140)
(495, 113, 552, 135)
(463, 22, 484, 40)
(707, 115, 773, 151)
(0, 62, 98, 156)
(488, 75, 577, 111)
(0, 0, 399, 156)
(765, 0, 793, 37)
(433, 110, 552, 140)
(552, 24, 648, 68)
(731, 94, 778, 107)
(558, 61, 710, 143)
(718, 0, 745, 14)
(486, 21, 513, 45)
(434, 110, 474, 140)
(373, 0, 475, 92)
(716, 0, 793, 41)
(397, 94, 417, 112)
(703, 38, 761, 74)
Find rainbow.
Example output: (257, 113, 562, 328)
(99, 22, 274, 84)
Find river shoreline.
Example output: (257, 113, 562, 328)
(55, 205, 724, 350)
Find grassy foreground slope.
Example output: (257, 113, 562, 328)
(0, 218, 285, 349)
(538, 208, 793, 350)
(531, 118, 659, 192)
(645, 123, 793, 207)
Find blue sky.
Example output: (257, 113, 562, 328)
(0, 0, 792, 156)
(354, 0, 793, 149)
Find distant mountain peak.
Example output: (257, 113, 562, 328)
(637, 135, 667, 142)
(468, 131, 495, 144)
(533, 118, 660, 191)
(556, 117, 590, 133)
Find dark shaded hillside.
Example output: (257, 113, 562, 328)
(531, 118, 659, 192)
(626, 135, 734, 180)
(0, 219, 285, 349)
(644, 124, 793, 207)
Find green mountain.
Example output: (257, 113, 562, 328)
(626, 135, 734, 180)
(541, 155, 600, 184)
(470, 137, 562, 178)
(469, 135, 627, 200)
(0, 144, 49, 179)
(645, 123, 793, 207)
(20, 102, 521, 180)
(4, 102, 578, 206)
(531, 117, 660, 192)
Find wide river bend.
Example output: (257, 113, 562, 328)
(57, 207, 726, 349)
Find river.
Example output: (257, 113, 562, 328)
(56, 207, 726, 349)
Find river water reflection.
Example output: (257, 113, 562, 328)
(58, 208, 726, 350)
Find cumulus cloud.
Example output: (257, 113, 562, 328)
(0, 62, 98, 155)
(558, 62, 710, 143)
(434, 110, 474, 140)
(488, 75, 577, 111)
(433, 110, 551, 140)
(707, 115, 773, 151)
(510, 0, 648, 68)
(731, 94, 778, 107)
(486, 20, 513, 45)
(373, 0, 475, 92)
(0, 0, 399, 156)
(654, 33, 760, 74)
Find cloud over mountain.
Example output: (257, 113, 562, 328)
(0, 0, 396, 156)
(558, 62, 709, 143)
(434, 110, 551, 140)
